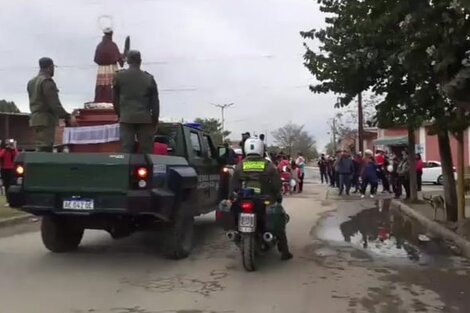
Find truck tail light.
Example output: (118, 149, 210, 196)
(241, 201, 255, 213)
(137, 167, 148, 179)
(15, 164, 25, 185)
(132, 166, 151, 189)
(16, 165, 25, 176)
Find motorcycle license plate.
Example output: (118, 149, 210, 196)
(239, 213, 256, 232)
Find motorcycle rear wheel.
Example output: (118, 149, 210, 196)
(241, 233, 256, 272)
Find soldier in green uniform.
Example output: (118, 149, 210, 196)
(230, 137, 293, 260)
(112, 50, 160, 154)
(27, 57, 77, 152)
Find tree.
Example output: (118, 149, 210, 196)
(194, 118, 231, 145)
(271, 122, 318, 159)
(0, 100, 20, 113)
(301, 0, 470, 218)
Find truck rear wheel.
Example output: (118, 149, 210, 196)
(163, 202, 194, 260)
(41, 216, 84, 253)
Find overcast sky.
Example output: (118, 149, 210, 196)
(0, 0, 339, 149)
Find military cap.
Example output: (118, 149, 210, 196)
(127, 50, 142, 65)
(39, 57, 54, 69)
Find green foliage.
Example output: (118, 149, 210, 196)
(194, 118, 231, 145)
(301, 0, 470, 132)
(0, 100, 20, 113)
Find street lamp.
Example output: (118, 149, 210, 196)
(212, 103, 234, 141)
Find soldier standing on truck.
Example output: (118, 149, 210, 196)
(27, 57, 77, 152)
(112, 50, 160, 154)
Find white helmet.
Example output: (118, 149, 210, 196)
(244, 137, 264, 157)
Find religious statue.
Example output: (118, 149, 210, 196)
(93, 16, 130, 104)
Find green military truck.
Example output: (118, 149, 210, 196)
(8, 122, 229, 259)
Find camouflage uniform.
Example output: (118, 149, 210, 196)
(112, 67, 159, 154)
(27, 71, 71, 152)
(230, 155, 292, 258)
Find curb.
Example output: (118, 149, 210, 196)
(0, 214, 37, 228)
(391, 199, 470, 259)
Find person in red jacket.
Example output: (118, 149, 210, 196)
(0, 139, 18, 206)
(416, 153, 424, 192)
(153, 135, 170, 155)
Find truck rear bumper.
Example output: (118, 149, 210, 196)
(8, 186, 175, 221)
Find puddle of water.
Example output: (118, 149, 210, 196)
(316, 200, 469, 268)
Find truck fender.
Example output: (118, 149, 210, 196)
(167, 166, 198, 194)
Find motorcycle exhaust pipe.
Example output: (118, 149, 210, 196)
(226, 231, 238, 241)
(263, 232, 274, 243)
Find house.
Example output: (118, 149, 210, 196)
(373, 126, 469, 166)
(0, 112, 35, 150)
(0, 112, 65, 151)
(339, 127, 378, 153)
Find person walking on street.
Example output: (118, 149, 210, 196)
(396, 150, 410, 199)
(318, 154, 329, 184)
(334, 152, 341, 188)
(390, 153, 400, 195)
(291, 161, 301, 193)
(352, 153, 363, 193)
(375, 150, 391, 193)
(0, 139, 18, 207)
(328, 156, 335, 187)
(338, 151, 354, 196)
(360, 150, 379, 198)
(113, 50, 160, 154)
(27, 57, 77, 152)
(416, 153, 423, 192)
(295, 152, 306, 193)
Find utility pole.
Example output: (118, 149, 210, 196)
(332, 117, 337, 153)
(457, 108, 466, 220)
(358, 92, 364, 154)
(212, 103, 234, 141)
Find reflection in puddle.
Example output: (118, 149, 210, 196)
(317, 199, 470, 267)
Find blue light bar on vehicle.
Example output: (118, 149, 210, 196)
(184, 123, 202, 130)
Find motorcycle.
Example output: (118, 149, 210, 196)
(217, 188, 289, 272)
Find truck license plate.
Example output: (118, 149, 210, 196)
(239, 213, 256, 232)
(63, 199, 94, 210)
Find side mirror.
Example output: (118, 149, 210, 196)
(218, 146, 227, 158)
(218, 146, 228, 165)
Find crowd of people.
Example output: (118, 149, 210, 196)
(318, 149, 423, 199)
(273, 153, 306, 195)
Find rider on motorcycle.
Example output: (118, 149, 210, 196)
(230, 137, 293, 261)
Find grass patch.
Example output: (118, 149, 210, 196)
(0, 196, 23, 219)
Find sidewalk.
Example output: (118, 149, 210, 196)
(0, 196, 24, 219)
(403, 191, 470, 241)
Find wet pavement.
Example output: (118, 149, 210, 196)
(315, 199, 469, 268)
(312, 198, 470, 312)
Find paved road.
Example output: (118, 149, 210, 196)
(1, 177, 469, 312)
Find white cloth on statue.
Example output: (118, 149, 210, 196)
(63, 123, 120, 144)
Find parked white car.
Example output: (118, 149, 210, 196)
(422, 161, 456, 185)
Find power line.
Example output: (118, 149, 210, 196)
(0, 54, 303, 72)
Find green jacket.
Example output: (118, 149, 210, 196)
(27, 72, 70, 127)
(230, 156, 281, 200)
(112, 67, 160, 124)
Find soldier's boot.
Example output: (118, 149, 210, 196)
(277, 232, 293, 261)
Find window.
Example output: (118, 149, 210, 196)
(202, 135, 214, 158)
(190, 132, 202, 157)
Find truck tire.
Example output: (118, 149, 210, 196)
(163, 202, 194, 260)
(41, 216, 84, 253)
